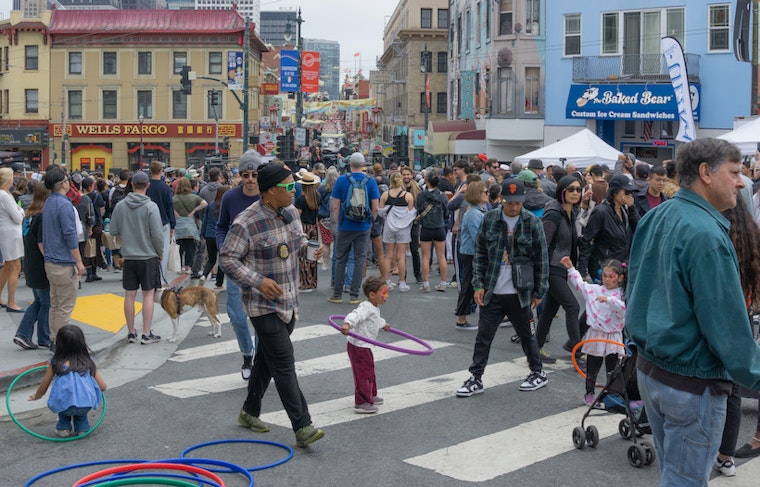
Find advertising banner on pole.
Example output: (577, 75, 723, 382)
(661, 36, 696, 142)
(227, 51, 243, 91)
(280, 50, 299, 93)
(301, 51, 321, 93)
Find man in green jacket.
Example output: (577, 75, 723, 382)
(626, 138, 760, 485)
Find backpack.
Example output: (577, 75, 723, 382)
(317, 186, 331, 219)
(341, 174, 370, 223)
(106, 185, 126, 218)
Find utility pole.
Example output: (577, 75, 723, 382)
(753, 0, 759, 115)
(295, 8, 304, 129)
(61, 85, 67, 168)
(243, 16, 250, 153)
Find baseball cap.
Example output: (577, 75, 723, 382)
(239, 149, 263, 172)
(608, 174, 635, 192)
(517, 170, 538, 184)
(501, 179, 526, 202)
(132, 171, 149, 185)
(349, 152, 366, 165)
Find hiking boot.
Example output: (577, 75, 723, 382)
(354, 403, 379, 414)
(237, 409, 270, 433)
(241, 355, 253, 380)
(295, 424, 324, 447)
(519, 370, 548, 391)
(539, 348, 557, 364)
(126, 332, 137, 344)
(455, 375, 484, 397)
(327, 295, 343, 304)
(13, 335, 37, 350)
(140, 332, 161, 345)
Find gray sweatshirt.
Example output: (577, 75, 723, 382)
(110, 192, 164, 260)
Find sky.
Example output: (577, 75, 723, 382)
(0, 0, 397, 75)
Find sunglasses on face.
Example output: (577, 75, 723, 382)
(240, 172, 257, 179)
(276, 181, 296, 192)
(565, 186, 582, 193)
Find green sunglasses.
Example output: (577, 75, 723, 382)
(276, 181, 296, 192)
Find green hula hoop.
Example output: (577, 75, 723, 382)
(5, 365, 107, 442)
(79, 478, 198, 487)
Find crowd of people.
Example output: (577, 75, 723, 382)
(3, 137, 760, 471)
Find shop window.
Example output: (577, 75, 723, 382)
(69, 91, 82, 119)
(69, 52, 82, 75)
(623, 120, 636, 137)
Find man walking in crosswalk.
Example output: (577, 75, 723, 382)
(456, 179, 549, 397)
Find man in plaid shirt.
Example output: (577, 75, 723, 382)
(455, 179, 550, 397)
(220, 162, 325, 448)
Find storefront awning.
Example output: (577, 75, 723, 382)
(448, 129, 486, 156)
(425, 120, 477, 155)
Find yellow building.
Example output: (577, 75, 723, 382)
(0, 10, 52, 169)
(47, 8, 267, 173)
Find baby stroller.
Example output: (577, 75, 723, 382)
(571, 341, 655, 468)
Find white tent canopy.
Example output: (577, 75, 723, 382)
(717, 117, 760, 155)
(514, 128, 622, 169)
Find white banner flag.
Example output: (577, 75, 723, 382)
(661, 36, 696, 142)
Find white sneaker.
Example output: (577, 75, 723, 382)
(713, 457, 736, 477)
(519, 370, 548, 391)
(386, 280, 397, 290)
(419, 283, 430, 293)
(398, 282, 411, 292)
(434, 282, 447, 292)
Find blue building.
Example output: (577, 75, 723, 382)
(546, 1, 751, 163)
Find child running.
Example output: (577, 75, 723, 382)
(341, 276, 391, 414)
(28, 324, 107, 437)
(560, 256, 626, 407)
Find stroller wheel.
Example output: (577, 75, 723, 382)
(619, 418, 633, 440)
(585, 425, 599, 448)
(572, 426, 586, 449)
(640, 441, 655, 465)
(627, 444, 645, 468)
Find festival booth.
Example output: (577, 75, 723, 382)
(514, 128, 622, 169)
(717, 118, 760, 155)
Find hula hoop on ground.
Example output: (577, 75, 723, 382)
(6, 365, 107, 442)
(72, 463, 223, 487)
(78, 473, 220, 487)
(78, 479, 198, 487)
(181, 439, 293, 473)
(156, 458, 253, 487)
(328, 315, 434, 356)
(571, 338, 627, 379)
(25, 460, 148, 487)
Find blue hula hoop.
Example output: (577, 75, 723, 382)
(328, 314, 434, 355)
(25, 460, 147, 487)
(180, 439, 293, 473)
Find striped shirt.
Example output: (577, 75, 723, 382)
(472, 207, 549, 308)
(219, 201, 307, 322)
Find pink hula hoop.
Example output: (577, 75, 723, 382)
(328, 315, 433, 356)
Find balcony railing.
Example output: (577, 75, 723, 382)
(572, 54, 700, 84)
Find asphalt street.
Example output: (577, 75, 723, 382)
(2, 264, 759, 486)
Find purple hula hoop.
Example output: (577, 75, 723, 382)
(328, 315, 434, 356)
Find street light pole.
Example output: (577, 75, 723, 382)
(421, 43, 430, 166)
(295, 9, 304, 129)
(138, 114, 144, 170)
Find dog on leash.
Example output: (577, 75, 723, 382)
(156, 286, 221, 342)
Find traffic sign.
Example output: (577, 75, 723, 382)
(265, 141, 275, 152)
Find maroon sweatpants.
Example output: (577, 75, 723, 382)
(347, 342, 377, 405)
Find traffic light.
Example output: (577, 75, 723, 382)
(393, 135, 401, 155)
(42, 132, 49, 147)
(276, 135, 290, 160)
(222, 136, 229, 151)
(209, 90, 219, 106)
(180, 66, 192, 95)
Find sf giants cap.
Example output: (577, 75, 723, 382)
(501, 179, 526, 202)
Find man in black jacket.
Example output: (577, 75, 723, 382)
(633, 165, 669, 216)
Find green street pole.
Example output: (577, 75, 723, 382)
(243, 16, 250, 154)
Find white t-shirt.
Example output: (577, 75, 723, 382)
(343, 301, 386, 349)
(493, 213, 520, 295)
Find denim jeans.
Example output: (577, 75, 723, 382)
(637, 370, 727, 486)
(225, 279, 255, 357)
(15, 287, 51, 346)
(333, 230, 370, 298)
(331, 247, 354, 291)
(57, 406, 92, 433)
(244, 313, 312, 431)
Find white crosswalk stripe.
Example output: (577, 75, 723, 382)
(151, 338, 453, 398)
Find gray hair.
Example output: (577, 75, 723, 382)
(677, 138, 741, 189)
(323, 166, 339, 192)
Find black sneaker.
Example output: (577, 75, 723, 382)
(455, 321, 478, 331)
(241, 355, 253, 380)
(13, 335, 37, 350)
(127, 332, 137, 344)
(455, 375, 484, 397)
(519, 370, 548, 391)
(140, 332, 161, 344)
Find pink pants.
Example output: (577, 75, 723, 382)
(347, 342, 377, 405)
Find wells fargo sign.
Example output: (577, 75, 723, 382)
(51, 123, 241, 138)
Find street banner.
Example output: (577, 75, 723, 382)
(460, 71, 475, 120)
(301, 51, 321, 93)
(280, 50, 299, 93)
(227, 51, 244, 90)
(661, 36, 696, 142)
